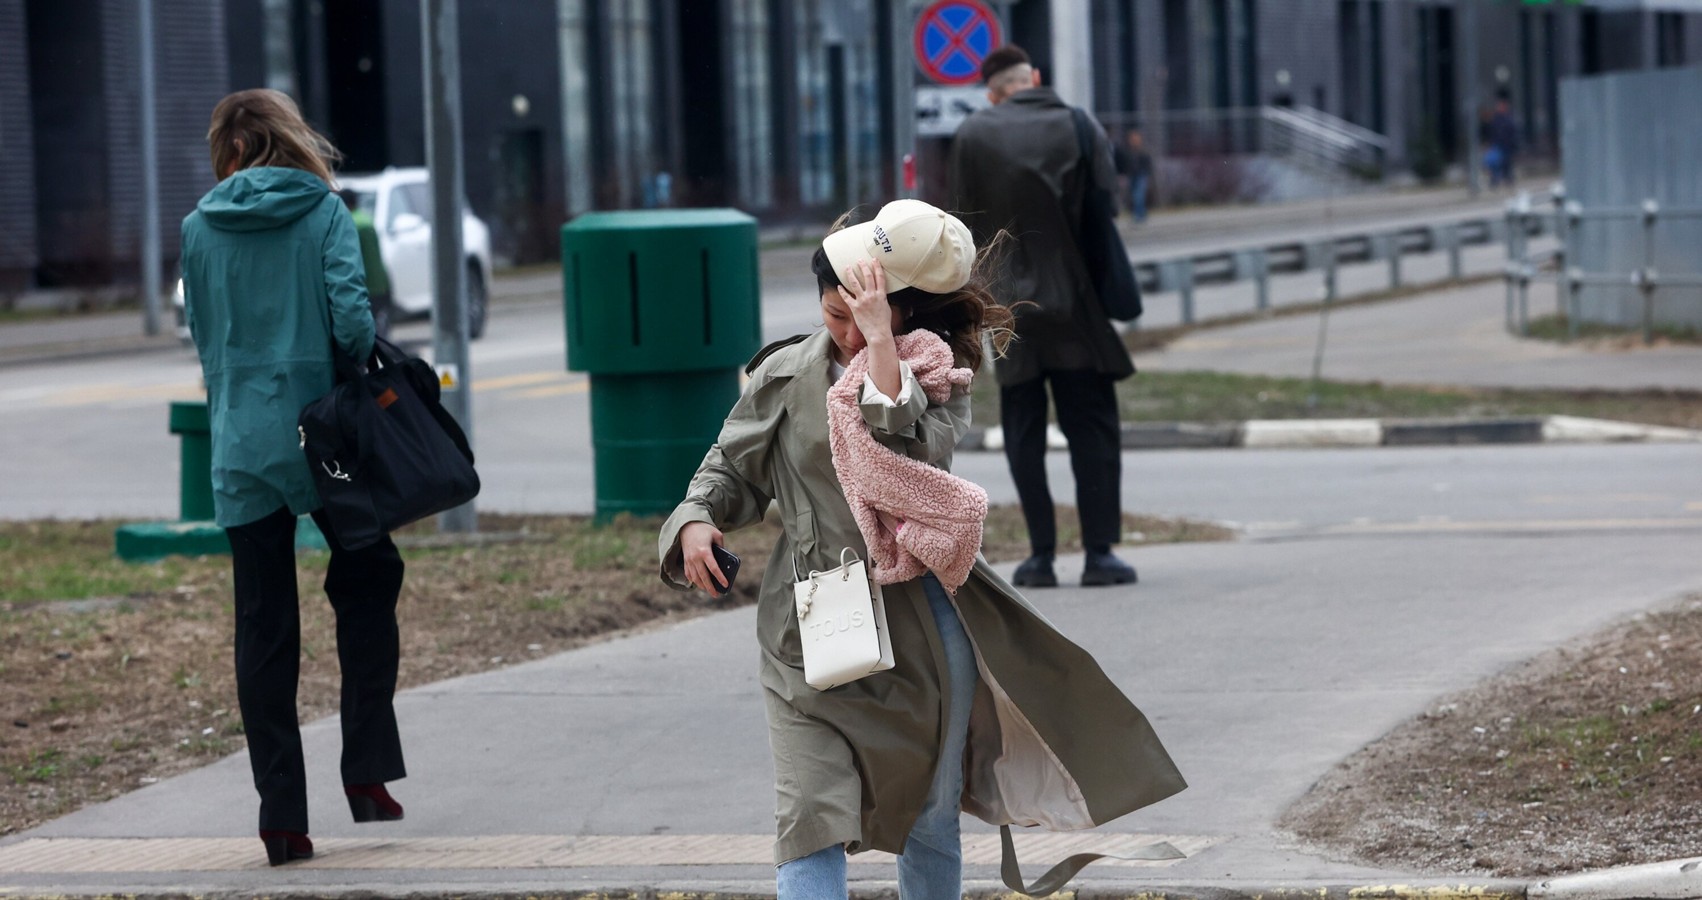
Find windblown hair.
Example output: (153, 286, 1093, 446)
(207, 89, 341, 186)
(812, 210, 1015, 372)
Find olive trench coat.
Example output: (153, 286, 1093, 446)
(658, 330, 1185, 866)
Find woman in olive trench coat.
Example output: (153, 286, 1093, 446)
(658, 205, 1185, 898)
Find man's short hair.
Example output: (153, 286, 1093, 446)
(980, 44, 1031, 85)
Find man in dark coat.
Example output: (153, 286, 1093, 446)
(1487, 94, 1518, 188)
(949, 44, 1137, 588)
(1113, 129, 1154, 223)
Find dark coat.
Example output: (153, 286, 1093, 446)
(950, 87, 1135, 387)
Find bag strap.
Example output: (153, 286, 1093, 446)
(328, 335, 414, 472)
(999, 825, 1184, 897)
(1067, 108, 1101, 242)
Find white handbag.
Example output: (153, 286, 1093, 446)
(793, 548, 895, 690)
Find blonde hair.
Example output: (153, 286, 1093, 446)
(207, 89, 341, 185)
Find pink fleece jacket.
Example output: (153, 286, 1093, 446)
(826, 331, 988, 593)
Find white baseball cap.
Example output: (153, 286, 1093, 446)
(821, 199, 975, 294)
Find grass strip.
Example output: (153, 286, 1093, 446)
(968, 369, 1702, 430)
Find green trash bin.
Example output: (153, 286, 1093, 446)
(562, 209, 762, 519)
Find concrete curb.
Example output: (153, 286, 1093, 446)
(1528, 855, 1702, 900)
(961, 417, 1702, 453)
(0, 883, 1535, 900)
(9, 857, 1698, 900)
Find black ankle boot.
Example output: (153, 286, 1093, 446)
(259, 829, 313, 866)
(1011, 554, 1058, 588)
(345, 783, 404, 822)
(1081, 550, 1137, 586)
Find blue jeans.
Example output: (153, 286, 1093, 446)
(1129, 174, 1149, 223)
(777, 574, 979, 900)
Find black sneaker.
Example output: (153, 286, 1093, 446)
(1081, 551, 1138, 586)
(1011, 554, 1058, 588)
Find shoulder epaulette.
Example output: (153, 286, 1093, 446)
(745, 333, 810, 376)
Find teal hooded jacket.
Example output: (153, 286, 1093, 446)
(180, 166, 375, 528)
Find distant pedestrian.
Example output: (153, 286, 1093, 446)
(338, 188, 393, 339)
(658, 200, 1184, 900)
(1486, 94, 1518, 188)
(950, 44, 1141, 589)
(180, 88, 407, 868)
(1113, 128, 1154, 223)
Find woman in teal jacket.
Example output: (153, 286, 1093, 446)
(180, 89, 407, 867)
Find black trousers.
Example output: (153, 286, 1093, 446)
(225, 506, 407, 832)
(999, 370, 1123, 555)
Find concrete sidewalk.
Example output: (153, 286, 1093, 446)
(3, 529, 1699, 898)
(1137, 278, 1702, 392)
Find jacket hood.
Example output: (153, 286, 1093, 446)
(197, 167, 331, 232)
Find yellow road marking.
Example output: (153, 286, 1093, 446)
(515, 382, 588, 399)
(27, 371, 577, 410)
(40, 383, 203, 408)
(472, 371, 568, 391)
(1527, 493, 1673, 505)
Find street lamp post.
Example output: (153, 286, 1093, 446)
(423, 0, 476, 534)
(138, 0, 162, 336)
(1460, 2, 1481, 196)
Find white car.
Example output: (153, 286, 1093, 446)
(340, 168, 494, 339)
(175, 167, 494, 342)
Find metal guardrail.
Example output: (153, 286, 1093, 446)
(1131, 213, 1508, 325)
(1503, 186, 1702, 344)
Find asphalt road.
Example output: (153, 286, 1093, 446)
(6, 289, 1701, 533)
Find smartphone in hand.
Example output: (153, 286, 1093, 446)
(711, 545, 741, 596)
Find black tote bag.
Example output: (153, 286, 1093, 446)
(1069, 108, 1143, 322)
(298, 336, 480, 550)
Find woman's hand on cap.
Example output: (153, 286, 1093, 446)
(839, 258, 893, 343)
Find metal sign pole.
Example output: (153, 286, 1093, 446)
(424, 0, 475, 534)
(893, 0, 916, 199)
(1460, 2, 1480, 197)
(138, 0, 161, 336)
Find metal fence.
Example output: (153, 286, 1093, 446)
(1556, 65, 1702, 334)
(1503, 186, 1702, 343)
(1135, 213, 1505, 326)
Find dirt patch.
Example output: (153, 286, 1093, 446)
(1, 507, 1226, 835)
(1281, 594, 1702, 876)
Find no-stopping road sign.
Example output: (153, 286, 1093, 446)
(913, 0, 1002, 86)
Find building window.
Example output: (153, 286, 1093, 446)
(1657, 12, 1686, 68)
